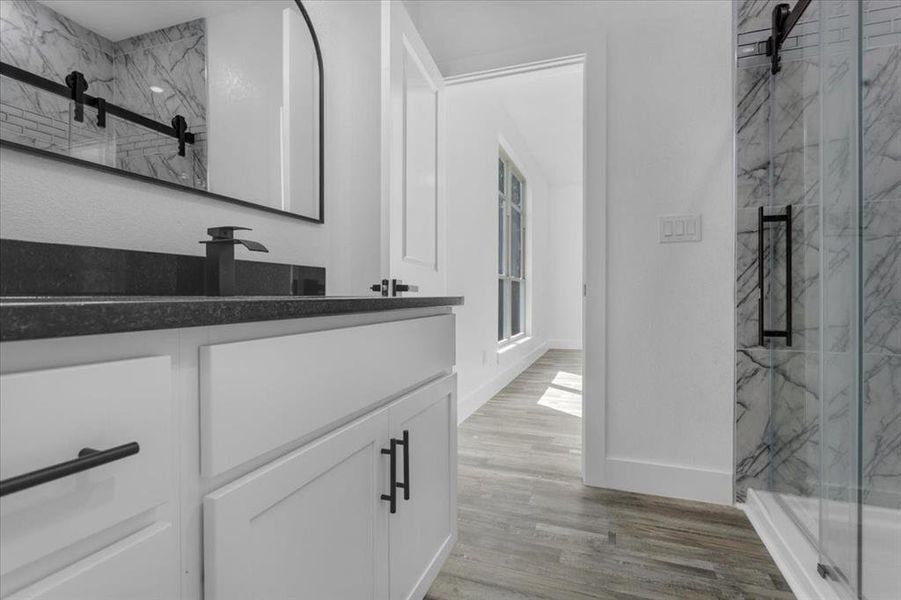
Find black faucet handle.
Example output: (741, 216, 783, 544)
(236, 239, 268, 253)
(201, 226, 269, 253)
(207, 226, 252, 239)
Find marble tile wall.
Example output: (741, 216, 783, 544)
(0, 1, 207, 187)
(112, 20, 207, 188)
(0, 0, 115, 155)
(734, 0, 901, 512)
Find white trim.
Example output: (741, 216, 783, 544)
(603, 457, 733, 505)
(581, 36, 606, 491)
(457, 341, 548, 424)
(439, 43, 599, 489)
(548, 339, 582, 350)
(741, 490, 845, 600)
(444, 54, 586, 86)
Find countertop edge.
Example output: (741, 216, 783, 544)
(0, 296, 464, 342)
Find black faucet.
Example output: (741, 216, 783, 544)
(200, 226, 269, 296)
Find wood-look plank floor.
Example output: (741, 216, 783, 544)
(426, 350, 793, 600)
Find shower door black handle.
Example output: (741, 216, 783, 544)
(758, 205, 792, 346)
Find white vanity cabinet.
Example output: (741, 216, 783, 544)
(387, 376, 456, 600)
(0, 356, 177, 600)
(0, 307, 458, 600)
(202, 374, 456, 600)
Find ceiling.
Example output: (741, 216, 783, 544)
(404, 0, 609, 76)
(38, 0, 266, 42)
(463, 64, 583, 186)
(404, 1, 584, 185)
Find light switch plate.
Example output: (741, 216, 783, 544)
(658, 214, 701, 243)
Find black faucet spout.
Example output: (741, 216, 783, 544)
(200, 226, 269, 296)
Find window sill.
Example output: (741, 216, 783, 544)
(498, 334, 531, 355)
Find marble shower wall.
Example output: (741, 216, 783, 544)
(0, 0, 115, 155)
(0, 1, 206, 187)
(734, 0, 901, 511)
(112, 20, 207, 188)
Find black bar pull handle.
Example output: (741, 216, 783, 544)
(0, 442, 140, 498)
(758, 205, 793, 347)
(380, 439, 397, 514)
(396, 430, 410, 501)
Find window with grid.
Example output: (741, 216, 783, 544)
(498, 151, 526, 344)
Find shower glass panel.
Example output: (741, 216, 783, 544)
(817, 1, 860, 596)
(737, 0, 901, 598)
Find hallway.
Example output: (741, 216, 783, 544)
(427, 350, 792, 599)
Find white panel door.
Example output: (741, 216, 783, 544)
(382, 0, 445, 294)
(203, 408, 391, 600)
(388, 375, 456, 600)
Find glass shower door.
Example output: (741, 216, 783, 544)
(817, 0, 861, 595)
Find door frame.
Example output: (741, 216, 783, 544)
(442, 50, 602, 487)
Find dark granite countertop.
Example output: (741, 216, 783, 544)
(0, 295, 464, 342)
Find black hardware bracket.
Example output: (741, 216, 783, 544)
(65, 70, 88, 123)
(765, 0, 812, 74)
(1, 63, 195, 151)
(96, 97, 107, 128)
(171, 115, 188, 157)
(758, 205, 793, 346)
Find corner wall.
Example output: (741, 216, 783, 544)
(547, 183, 583, 349)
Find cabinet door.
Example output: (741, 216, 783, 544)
(203, 408, 391, 600)
(388, 375, 456, 600)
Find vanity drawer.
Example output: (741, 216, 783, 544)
(200, 314, 455, 476)
(5, 522, 177, 600)
(0, 356, 172, 576)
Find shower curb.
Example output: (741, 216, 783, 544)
(740, 489, 845, 600)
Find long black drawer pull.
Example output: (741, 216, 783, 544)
(0, 442, 140, 498)
(397, 430, 410, 501)
(380, 439, 397, 514)
(758, 205, 792, 346)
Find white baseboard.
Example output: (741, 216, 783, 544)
(602, 457, 733, 505)
(547, 339, 582, 350)
(457, 341, 548, 423)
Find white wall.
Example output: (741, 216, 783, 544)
(0, 0, 380, 295)
(413, 0, 735, 504)
(207, 4, 283, 210)
(445, 79, 552, 423)
(547, 183, 582, 349)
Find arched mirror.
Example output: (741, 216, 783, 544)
(0, 0, 324, 222)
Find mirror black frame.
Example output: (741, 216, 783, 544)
(0, 0, 325, 224)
